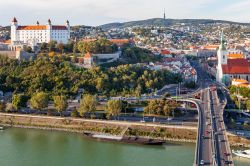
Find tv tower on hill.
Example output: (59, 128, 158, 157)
(164, 8, 166, 20)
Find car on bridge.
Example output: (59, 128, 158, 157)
(200, 160, 205, 165)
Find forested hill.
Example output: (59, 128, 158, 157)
(99, 18, 250, 30)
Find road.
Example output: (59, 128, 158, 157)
(196, 88, 213, 165)
(210, 88, 234, 166)
(192, 59, 233, 166)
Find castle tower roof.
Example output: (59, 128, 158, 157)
(12, 17, 18, 23)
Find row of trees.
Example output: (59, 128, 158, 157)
(0, 92, 68, 115)
(122, 45, 161, 63)
(77, 94, 122, 119)
(0, 56, 182, 98)
(144, 99, 180, 116)
(0, 92, 180, 119)
(229, 86, 250, 99)
(229, 85, 250, 110)
(77, 38, 118, 54)
(38, 38, 118, 55)
(0, 93, 124, 119)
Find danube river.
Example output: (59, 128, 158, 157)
(0, 128, 249, 166)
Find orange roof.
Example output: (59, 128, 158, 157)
(222, 59, 250, 74)
(17, 25, 67, 30)
(203, 45, 219, 50)
(4, 39, 11, 44)
(84, 52, 92, 58)
(232, 79, 248, 83)
(227, 54, 244, 59)
(238, 83, 250, 88)
(17, 25, 47, 30)
(161, 49, 171, 55)
(109, 39, 130, 44)
(189, 46, 199, 50)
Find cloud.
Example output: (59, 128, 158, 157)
(0, 0, 249, 26)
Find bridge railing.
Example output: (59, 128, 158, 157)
(177, 99, 201, 166)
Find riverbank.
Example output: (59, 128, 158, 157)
(0, 113, 197, 143)
(1, 113, 250, 147)
(227, 132, 250, 148)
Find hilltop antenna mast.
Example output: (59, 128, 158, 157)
(164, 8, 166, 20)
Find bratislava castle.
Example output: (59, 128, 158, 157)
(11, 17, 70, 45)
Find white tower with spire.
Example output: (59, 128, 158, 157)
(46, 19, 52, 43)
(66, 20, 70, 40)
(11, 17, 18, 44)
(216, 31, 228, 83)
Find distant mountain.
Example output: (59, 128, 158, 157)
(99, 18, 250, 30)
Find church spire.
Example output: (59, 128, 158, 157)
(220, 30, 226, 50)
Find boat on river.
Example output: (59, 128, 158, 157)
(233, 149, 250, 159)
(83, 132, 165, 145)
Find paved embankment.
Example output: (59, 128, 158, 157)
(0, 113, 197, 142)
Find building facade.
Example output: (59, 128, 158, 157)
(11, 17, 70, 45)
(216, 32, 250, 85)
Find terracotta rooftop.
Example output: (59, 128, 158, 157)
(222, 59, 250, 74)
(17, 25, 47, 30)
(161, 49, 171, 55)
(227, 54, 244, 59)
(84, 52, 92, 58)
(17, 25, 68, 30)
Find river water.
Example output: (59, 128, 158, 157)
(0, 128, 249, 166)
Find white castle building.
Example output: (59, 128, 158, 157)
(11, 17, 70, 46)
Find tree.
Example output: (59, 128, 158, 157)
(40, 42, 48, 52)
(243, 122, 249, 130)
(106, 100, 122, 119)
(24, 46, 33, 53)
(5, 103, 14, 112)
(56, 43, 65, 54)
(48, 41, 57, 52)
(71, 108, 79, 117)
(246, 100, 250, 111)
(78, 94, 97, 117)
(30, 92, 49, 111)
(12, 94, 27, 110)
(0, 102, 6, 112)
(135, 85, 142, 98)
(53, 95, 68, 116)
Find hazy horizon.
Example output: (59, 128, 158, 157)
(1, 0, 250, 26)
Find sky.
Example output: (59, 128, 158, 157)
(0, 0, 250, 26)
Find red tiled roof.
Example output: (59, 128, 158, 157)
(161, 49, 171, 55)
(84, 52, 92, 58)
(222, 59, 250, 74)
(17, 25, 68, 30)
(17, 25, 47, 30)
